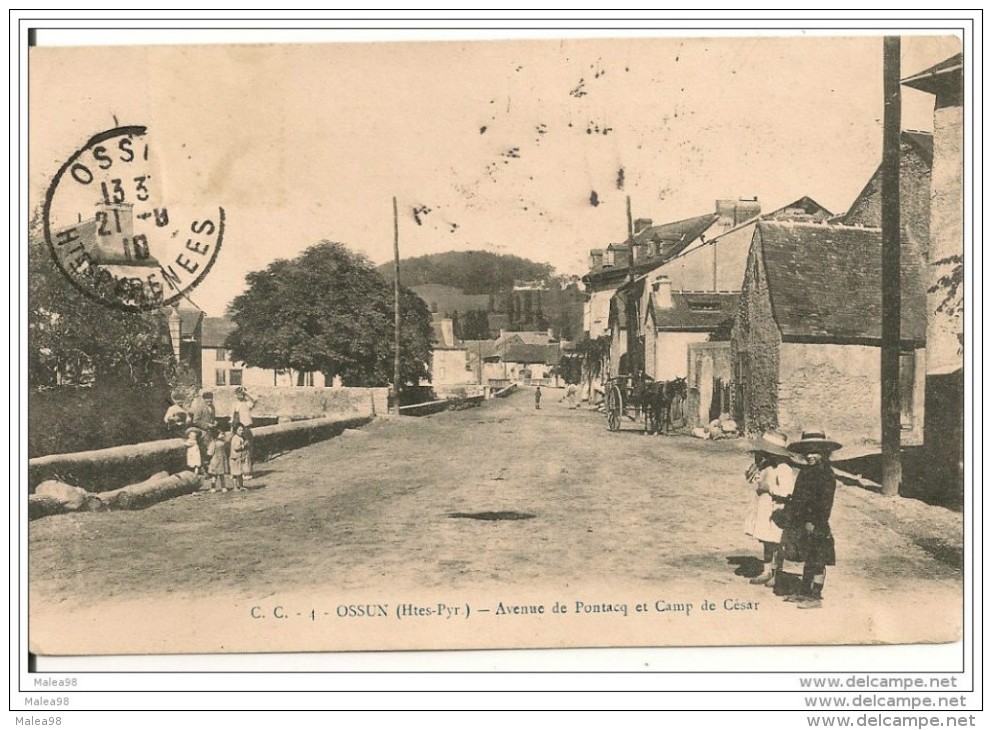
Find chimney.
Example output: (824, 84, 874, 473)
(440, 318, 455, 347)
(634, 218, 653, 234)
(735, 197, 761, 225)
(652, 275, 673, 310)
(603, 248, 615, 267)
(589, 249, 604, 269)
(716, 199, 736, 228)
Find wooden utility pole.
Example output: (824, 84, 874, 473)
(881, 36, 902, 496)
(392, 196, 402, 415)
(625, 195, 637, 375)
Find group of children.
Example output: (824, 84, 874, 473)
(185, 424, 252, 493)
(743, 428, 841, 609)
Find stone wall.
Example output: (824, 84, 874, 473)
(777, 343, 925, 453)
(210, 386, 388, 421)
(730, 237, 781, 433)
(928, 100, 964, 376)
(28, 415, 373, 492)
(686, 341, 732, 427)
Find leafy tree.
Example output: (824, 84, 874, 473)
(929, 254, 964, 354)
(28, 212, 174, 389)
(226, 241, 433, 388)
(460, 310, 491, 340)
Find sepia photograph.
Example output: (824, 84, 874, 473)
(21, 22, 968, 675)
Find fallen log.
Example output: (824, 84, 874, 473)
(28, 494, 64, 521)
(102, 471, 203, 511)
(94, 471, 170, 509)
(34, 480, 103, 512)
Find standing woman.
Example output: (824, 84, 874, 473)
(231, 386, 258, 480)
(742, 430, 796, 587)
(782, 429, 843, 609)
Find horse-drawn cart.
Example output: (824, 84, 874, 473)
(603, 374, 687, 434)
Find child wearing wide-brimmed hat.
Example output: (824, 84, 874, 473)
(781, 429, 843, 609)
(743, 430, 797, 587)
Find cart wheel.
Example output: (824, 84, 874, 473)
(606, 383, 622, 432)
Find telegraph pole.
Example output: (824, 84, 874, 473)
(626, 195, 637, 375)
(392, 196, 402, 415)
(881, 36, 902, 496)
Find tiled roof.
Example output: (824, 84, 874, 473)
(503, 343, 560, 365)
(430, 320, 463, 349)
(584, 211, 719, 280)
(756, 222, 926, 343)
(901, 52, 963, 94)
(463, 339, 498, 359)
(649, 292, 738, 331)
(902, 130, 934, 164)
(177, 307, 204, 339)
(201, 317, 236, 348)
(493, 330, 551, 348)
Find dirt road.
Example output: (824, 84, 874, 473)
(28, 388, 963, 654)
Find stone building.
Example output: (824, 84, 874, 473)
(902, 51, 964, 497)
(731, 222, 926, 453)
(582, 208, 724, 339)
(841, 130, 933, 266)
(606, 196, 830, 381)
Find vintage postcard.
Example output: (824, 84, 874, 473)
(26, 32, 966, 659)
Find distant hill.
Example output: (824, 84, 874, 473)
(381, 250, 585, 340)
(410, 284, 491, 317)
(379, 250, 553, 295)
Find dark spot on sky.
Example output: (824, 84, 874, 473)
(675, 56, 679, 62)
(412, 205, 432, 226)
(625, 66, 630, 72)
(589, 191, 600, 207)
(480, 125, 487, 134)
(616, 167, 625, 190)
(569, 79, 587, 98)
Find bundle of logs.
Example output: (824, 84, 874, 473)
(28, 470, 203, 520)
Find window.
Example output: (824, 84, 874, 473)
(215, 369, 227, 386)
(687, 301, 722, 312)
(229, 369, 243, 386)
(302, 371, 314, 387)
(215, 348, 227, 362)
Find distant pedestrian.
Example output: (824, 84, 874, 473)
(206, 428, 229, 493)
(534, 386, 542, 410)
(781, 429, 842, 609)
(742, 430, 796, 588)
(564, 383, 578, 408)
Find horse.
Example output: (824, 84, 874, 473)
(645, 376, 688, 434)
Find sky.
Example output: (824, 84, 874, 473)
(29, 31, 962, 316)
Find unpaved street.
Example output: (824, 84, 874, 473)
(29, 388, 963, 654)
